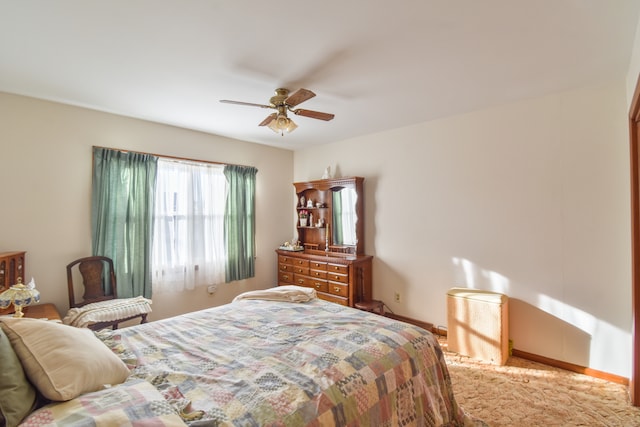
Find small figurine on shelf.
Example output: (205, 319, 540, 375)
(300, 195, 306, 207)
(307, 199, 314, 208)
(309, 213, 314, 227)
(322, 166, 332, 179)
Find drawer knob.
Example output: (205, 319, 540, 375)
(283, 275, 289, 280)
(282, 266, 288, 270)
(334, 287, 340, 293)
(315, 284, 321, 289)
(298, 279, 304, 284)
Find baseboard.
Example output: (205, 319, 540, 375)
(512, 348, 629, 386)
(383, 312, 433, 332)
(385, 313, 629, 386)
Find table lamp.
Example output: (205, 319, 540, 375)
(0, 277, 40, 317)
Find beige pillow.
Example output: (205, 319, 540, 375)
(0, 317, 130, 401)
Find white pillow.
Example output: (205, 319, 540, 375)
(0, 317, 130, 401)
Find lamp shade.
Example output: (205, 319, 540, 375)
(268, 114, 297, 135)
(0, 277, 40, 317)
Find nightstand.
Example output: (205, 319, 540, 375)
(22, 303, 61, 322)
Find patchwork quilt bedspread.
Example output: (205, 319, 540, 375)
(95, 297, 481, 426)
(21, 379, 187, 426)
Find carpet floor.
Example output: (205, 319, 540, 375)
(439, 338, 640, 426)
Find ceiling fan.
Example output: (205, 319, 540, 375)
(220, 88, 335, 135)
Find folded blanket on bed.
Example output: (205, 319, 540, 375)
(232, 285, 317, 303)
(62, 296, 152, 328)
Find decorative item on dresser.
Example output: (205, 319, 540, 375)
(0, 277, 40, 317)
(277, 176, 376, 308)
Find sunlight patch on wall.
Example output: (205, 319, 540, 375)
(452, 257, 511, 295)
(537, 293, 630, 375)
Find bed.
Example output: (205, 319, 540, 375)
(3, 286, 485, 426)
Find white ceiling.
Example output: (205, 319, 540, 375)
(1, 1, 639, 150)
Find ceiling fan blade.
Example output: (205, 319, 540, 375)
(259, 113, 277, 126)
(293, 109, 335, 121)
(285, 88, 316, 107)
(220, 100, 273, 109)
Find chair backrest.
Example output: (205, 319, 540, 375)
(66, 256, 118, 308)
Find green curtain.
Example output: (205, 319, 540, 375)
(223, 165, 257, 282)
(92, 147, 158, 298)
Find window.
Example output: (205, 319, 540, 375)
(92, 147, 257, 297)
(151, 159, 227, 292)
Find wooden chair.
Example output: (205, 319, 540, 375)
(66, 256, 151, 330)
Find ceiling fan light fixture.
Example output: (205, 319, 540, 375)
(268, 114, 297, 135)
(221, 88, 332, 134)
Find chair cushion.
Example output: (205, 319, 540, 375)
(62, 296, 152, 328)
(0, 317, 130, 401)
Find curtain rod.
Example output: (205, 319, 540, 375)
(92, 145, 255, 169)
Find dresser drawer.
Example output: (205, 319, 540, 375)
(293, 274, 313, 287)
(327, 263, 348, 275)
(278, 255, 294, 265)
(318, 292, 348, 306)
(309, 261, 327, 270)
(293, 266, 309, 275)
(327, 272, 348, 284)
(328, 282, 348, 298)
(293, 258, 309, 268)
(278, 270, 294, 283)
(309, 279, 328, 293)
(309, 269, 327, 279)
(295, 277, 327, 293)
(279, 263, 292, 273)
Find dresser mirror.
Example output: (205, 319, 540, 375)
(293, 177, 365, 255)
(332, 188, 358, 247)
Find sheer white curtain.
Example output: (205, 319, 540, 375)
(151, 159, 227, 292)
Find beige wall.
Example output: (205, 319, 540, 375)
(627, 11, 640, 106)
(0, 92, 293, 321)
(295, 80, 632, 378)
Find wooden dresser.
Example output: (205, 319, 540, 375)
(278, 176, 374, 308)
(276, 250, 372, 307)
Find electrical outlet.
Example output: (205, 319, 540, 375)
(207, 285, 218, 294)
(394, 292, 400, 303)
